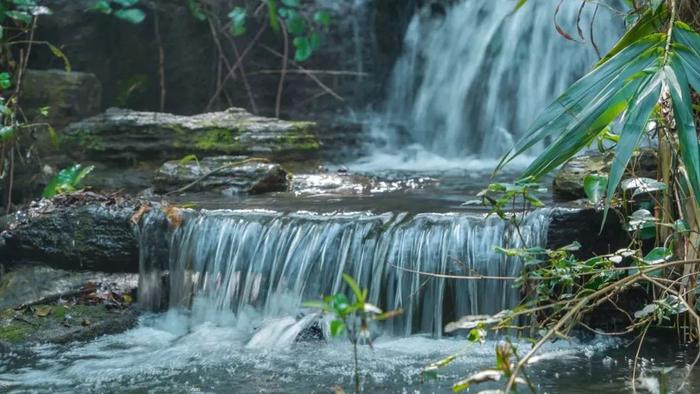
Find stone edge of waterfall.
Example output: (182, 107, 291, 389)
(0, 197, 626, 274)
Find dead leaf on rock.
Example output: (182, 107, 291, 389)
(130, 204, 151, 225)
(34, 305, 52, 317)
(162, 202, 183, 229)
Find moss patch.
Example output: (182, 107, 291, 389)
(195, 128, 242, 152)
(0, 304, 114, 344)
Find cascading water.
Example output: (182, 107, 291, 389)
(367, 0, 623, 161)
(140, 209, 550, 338)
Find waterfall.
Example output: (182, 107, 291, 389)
(140, 209, 551, 337)
(369, 0, 624, 160)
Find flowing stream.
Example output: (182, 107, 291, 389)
(4, 1, 690, 393)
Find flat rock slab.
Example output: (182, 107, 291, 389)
(63, 107, 320, 163)
(153, 156, 289, 195)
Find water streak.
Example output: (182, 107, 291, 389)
(140, 209, 550, 336)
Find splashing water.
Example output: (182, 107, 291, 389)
(364, 0, 624, 166)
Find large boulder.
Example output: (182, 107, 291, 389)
(21, 69, 102, 128)
(553, 149, 657, 201)
(62, 107, 320, 163)
(153, 156, 290, 195)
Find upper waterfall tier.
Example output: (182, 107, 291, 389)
(370, 0, 623, 159)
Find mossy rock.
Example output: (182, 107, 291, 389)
(63, 108, 321, 164)
(153, 156, 290, 195)
(0, 304, 138, 347)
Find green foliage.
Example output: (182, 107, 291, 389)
(304, 274, 400, 393)
(186, 0, 205, 21)
(228, 7, 246, 37)
(42, 164, 95, 198)
(221, 1, 331, 62)
(497, 13, 700, 212)
(467, 178, 545, 221)
(583, 174, 608, 204)
(91, 0, 145, 24)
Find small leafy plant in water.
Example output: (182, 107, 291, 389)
(304, 274, 401, 394)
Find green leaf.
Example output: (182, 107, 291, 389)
(512, 0, 528, 13)
(497, 35, 664, 174)
(228, 7, 246, 36)
(308, 32, 320, 51)
(266, 0, 279, 31)
(113, 0, 139, 6)
(674, 219, 690, 233)
(293, 36, 312, 62)
(520, 73, 648, 179)
(5, 10, 31, 23)
(621, 177, 667, 197)
(330, 319, 345, 337)
(47, 43, 71, 72)
(186, 0, 206, 22)
(0, 72, 11, 89)
(47, 125, 59, 148)
(597, 8, 667, 67)
(584, 174, 608, 204)
(643, 247, 673, 264)
(604, 73, 662, 224)
(42, 164, 95, 198)
(91, 0, 112, 14)
(282, 9, 305, 36)
(342, 273, 364, 303)
(313, 10, 330, 27)
(113, 8, 145, 24)
(0, 126, 16, 141)
(666, 60, 700, 205)
(280, 0, 299, 6)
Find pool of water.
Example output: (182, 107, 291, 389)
(1, 309, 698, 393)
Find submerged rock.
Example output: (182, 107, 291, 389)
(153, 156, 290, 195)
(552, 149, 657, 201)
(62, 107, 320, 163)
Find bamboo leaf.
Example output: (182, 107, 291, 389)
(597, 8, 667, 66)
(666, 60, 700, 205)
(497, 35, 664, 173)
(520, 74, 647, 179)
(603, 73, 662, 226)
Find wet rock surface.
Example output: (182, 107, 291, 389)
(553, 149, 657, 201)
(546, 207, 629, 258)
(153, 156, 290, 195)
(62, 107, 320, 163)
(0, 279, 138, 349)
(0, 193, 168, 272)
